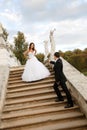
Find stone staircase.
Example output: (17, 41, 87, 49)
(0, 65, 87, 130)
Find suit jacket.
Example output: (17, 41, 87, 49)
(50, 58, 67, 83)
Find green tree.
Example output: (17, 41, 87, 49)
(2, 27, 9, 41)
(36, 53, 45, 62)
(59, 50, 64, 57)
(63, 51, 73, 61)
(13, 31, 28, 65)
(83, 48, 87, 54)
(73, 49, 82, 55)
(61, 48, 87, 75)
(68, 55, 85, 71)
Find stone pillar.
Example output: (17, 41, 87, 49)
(44, 40, 49, 60)
(49, 29, 56, 60)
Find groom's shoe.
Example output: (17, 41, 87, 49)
(64, 103, 73, 108)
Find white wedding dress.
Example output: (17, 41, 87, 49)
(22, 52, 50, 82)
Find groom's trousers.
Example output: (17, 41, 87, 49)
(53, 81, 73, 105)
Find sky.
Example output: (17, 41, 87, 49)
(0, 0, 87, 53)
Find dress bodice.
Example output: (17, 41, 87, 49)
(28, 52, 34, 59)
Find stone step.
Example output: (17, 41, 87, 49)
(9, 72, 53, 80)
(3, 103, 76, 121)
(4, 98, 68, 112)
(8, 76, 23, 81)
(1, 109, 86, 130)
(7, 83, 55, 93)
(9, 65, 51, 72)
(5, 92, 66, 105)
(9, 71, 53, 79)
(9, 71, 54, 79)
(2, 118, 87, 130)
(3, 100, 68, 112)
(9, 73, 23, 78)
(7, 86, 63, 97)
(6, 88, 64, 99)
(6, 90, 55, 98)
(10, 69, 52, 76)
(64, 126, 87, 130)
(5, 93, 58, 105)
(9, 67, 52, 75)
(8, 71, 54, 81)
(2, 105, 79, 120)
(8, 75, 54, 85)
(10, 66, 24, 71)
(10, 65, 51, 72)
(10, 69, 23, 74)
(6, 89, 54, 98)
(9, 69, 54, 78)
(8, 79, 55, 89)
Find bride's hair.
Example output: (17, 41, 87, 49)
(29, 42, 35, 51)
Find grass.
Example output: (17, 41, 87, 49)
(83, 72, 87, 76)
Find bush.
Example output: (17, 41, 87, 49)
(36, 53, 45, 62)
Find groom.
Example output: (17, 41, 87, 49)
(50, 52, 73, 108)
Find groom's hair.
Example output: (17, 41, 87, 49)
(54, 52, 60, 58)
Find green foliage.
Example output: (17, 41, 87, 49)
(2, 27, 9, 41)
(73, 49, 82, 55)
(61, 48, 87, 75)
(68, 54, 86, 71)
(36, 53, 45, 62)
(83, 48, 87, 54)
(63, 51, 73, 61)
(13, 31, 28, 65)
(83, 72, 87, 76)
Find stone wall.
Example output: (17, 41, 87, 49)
(62, 57, 87, 118)
(0, 47, 21, 67)
(0, 65, 9, 120)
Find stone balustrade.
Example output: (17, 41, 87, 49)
(0, 66, 9, 120)
(62, 57, 87, 118)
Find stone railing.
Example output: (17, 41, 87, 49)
(0, 65, 9, 121)
(61, 57, 87, 118)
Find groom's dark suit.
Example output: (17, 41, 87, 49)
(50, 58, 73, 106)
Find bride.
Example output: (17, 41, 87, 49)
(22, 42, 50, 82)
